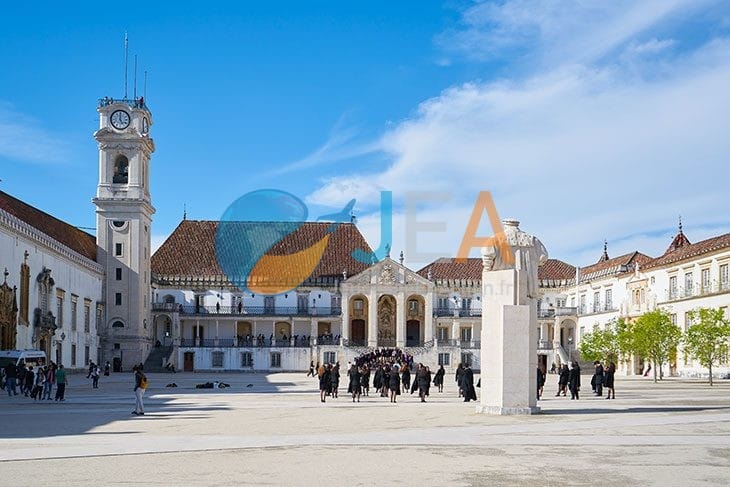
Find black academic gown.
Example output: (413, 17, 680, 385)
(462, 368, 477, 401)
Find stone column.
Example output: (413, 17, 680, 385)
(424, 292, 434, 344)
(368, 291, 378, 347)
(341, 296, 350, 343)
(396, 292, 405, 348)
(310, 319, 317, 343)
(539, 322, 546, 347)
(451, 321, 460, 342)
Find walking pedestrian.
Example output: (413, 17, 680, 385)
(568, 362, 581, 400)
(43, 364, 55, 400)
(348, 365, 362, 403)
(556, 364, 569, 396)
(593, 361, 604, 396)
(462, 364, 477, 402)
(401, 364, 410, 394)
(537, 365, 546, 400)
(54, 365, 67, 401)
(319, 364, 331, 403)
(433, 364, 445, 393)
(455, 363, 464, 398)
(132, 365, 147, 415)
(388, 365, 401, 403)
(91, 364, 100, 389)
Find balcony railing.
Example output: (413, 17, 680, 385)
(434, 307, 482, 318)
(179, 337, 313, 348)
(153, 303, 342, 317)
(664, 281, 730, 302)
(538, 307, 577, 319)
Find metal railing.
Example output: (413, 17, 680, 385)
(98, 97, 149, 111)
(153, 303, 342, 317)
(179, 337, 313, 348)
(665, 281, 730, 302)
(434, 307, 482, 317)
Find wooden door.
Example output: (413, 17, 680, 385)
(183, 352, 194, 372)
(351, 319, 365, 342)
(406, 320, 420, 346)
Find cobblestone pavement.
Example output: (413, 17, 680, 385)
(0, 371, 728, 486)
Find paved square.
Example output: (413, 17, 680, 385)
(1, 372, 729, 486)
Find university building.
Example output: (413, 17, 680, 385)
(1, 96, 728, 377)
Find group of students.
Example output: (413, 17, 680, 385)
(554, 360, 616, 400)
(312, 354, 450, 404)
(1, 361, 68, 401)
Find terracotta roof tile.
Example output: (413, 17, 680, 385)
(579, 251, 652, 280)
(151, 220, 372, 286)
(539, 259, 576, 280)
(645, 233, 730, 269)
(0, 191, 97, 262)
(416, 258, 482, 280)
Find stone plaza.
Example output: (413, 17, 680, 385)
(0, 371, 728, 486)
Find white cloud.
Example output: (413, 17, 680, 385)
(437, 0, 709, 66)
(0, 102, 69, 164)
(629, 38, 676, 54)
(307, 4, 730, 267)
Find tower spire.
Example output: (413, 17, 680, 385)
(598, 239, 609, 263)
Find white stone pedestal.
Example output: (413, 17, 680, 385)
(477, 253, 540, 415)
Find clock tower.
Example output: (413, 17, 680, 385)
(93, 97, 155, 371)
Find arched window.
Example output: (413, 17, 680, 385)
(163, 294, 176, 304)
(113, 156, 129, 184)
(112, 320, 124, 328)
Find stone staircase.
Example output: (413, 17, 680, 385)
(143, 345, 174, 372)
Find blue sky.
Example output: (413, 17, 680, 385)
(1, 0, 730, 270)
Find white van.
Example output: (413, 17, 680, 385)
(0, 350, 47, 369)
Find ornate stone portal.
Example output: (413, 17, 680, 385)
(478, 219, 548, 415)
(377, 295, 396, 345)
(0, 269, 19, 350)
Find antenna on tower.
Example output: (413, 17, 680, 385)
(144, 70, 148, 100)
(123, 32, 129, 98)
(133, 54, 138, 100)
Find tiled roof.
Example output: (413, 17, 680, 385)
(645, 233, 730, 269)
(579, 251, 653, 281)
(665, 230, 691, 254)
(416, 258, 482, 281)
(151, 220, 373, 285)
(0, 190, 97, 262)
(538, 259, 576, 280)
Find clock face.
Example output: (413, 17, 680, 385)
(110, 110, 130, 130)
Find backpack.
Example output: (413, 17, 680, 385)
(139, 374, 148, 389)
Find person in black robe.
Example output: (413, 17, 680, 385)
(416, 364, 430, 402)
(462, 365, 477, 402)
(556, 364, 569, 396)
(537, 366, 546, 400)
(319, 365, 331, 403)
(433, 365, 445, 393)
(568, 362, 581, 400)
(401, 365, 411, 394)
(330, 364, 340, 399)
(593, 361, 604, 396)
(361, 366, 370, 396)
(424, 366, 432, 397)
(455, 363, 465, 397)
(373, 365, 382, 393)
(348, 366, 362, 403)
(388, 366, 401, 403)
(604, 362, 616, 399)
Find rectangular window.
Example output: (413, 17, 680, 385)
(579, 295, 586, 314)
(701, 268, 710, 293)
(354, 299, 364, 310)
(114, 343, 120, 350)
(684, 311, 692, 331)
(460, 352, 473, 368)
(56, 296, 64, 327)
(115, 293, 122, 306)
(270, 352, 282, 368)
(84, 346, 90, 366)
(669, 275, 678, 299)
(71, 344, 77, 367)
(240, 352, 253, 368)
(115, 243, 123, 256)
(264, 296, 275, 314)
(438, 353, 450, 366)
(437, 297, 449, 310)
(556, 297, 566, 308)
(212, 351, 224, 368)
(461, 298, 472, 311)
(323, 351, 336, 364)
(437, 327, 449, 341)
(84, 303, 91, 332)
(593, 291, 600, 313)
(685, 272, 694, 297)
(297, 294, 308, 313)
(71, 298, 78, 331)
(721, 264, 729, 290)
(605, 289, 613, 310)
(570, 296, 575, 308)
(460, 327, 472, 342)
(115, 268, 122, 280)
(670, 313, 677, 326)
(96, 305, 103, 330)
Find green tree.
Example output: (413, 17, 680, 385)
(579, 322, 620, 364)
(684, 307, 730, 386)
(631, 309, 682, 383)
